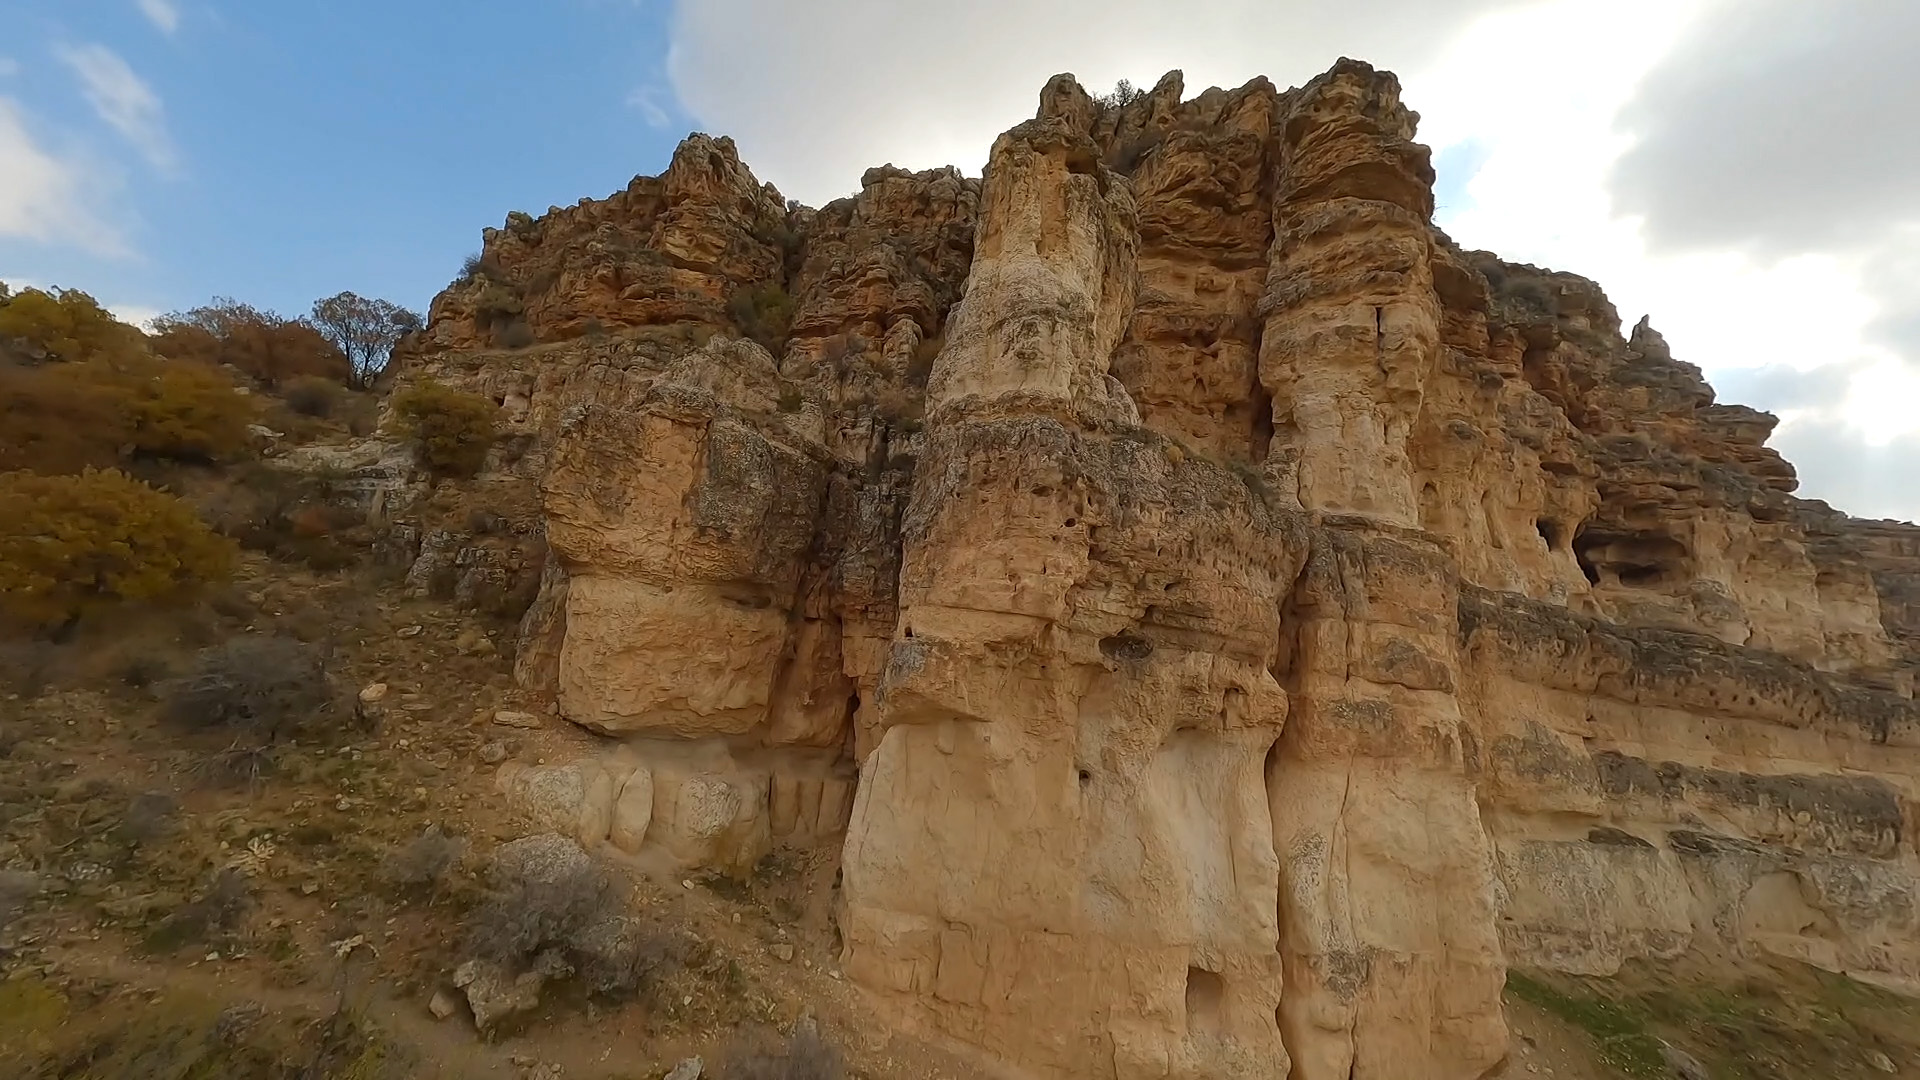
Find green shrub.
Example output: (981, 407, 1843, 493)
(473, 283, 524, 327)
(727, 282, 794, 354)
(494, 319, 536, 349)
(150, 299, 351, 388)
(0, 356, 253, 473)
(0, 361, 132, 474)
(0, 286, 141, 362)
(0, 469, 236, 635)
(392, 381, 499, 478)
(120, 359, 255, 462)
(281, 375, 340, 418)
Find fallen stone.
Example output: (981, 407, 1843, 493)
(770, 942, 794, 962)
(479, 741, 509, 765)
(493, 710, 541, 729)
(358, 683, 389, 704)
(608, 767, 654, 853)
(1868, 1050, 1896, 1073)
(453, 959, 544, 1036)
(490, 833, 590, 888)
(664, 1057, 702, 1080)
(428, 989, 460, 1020)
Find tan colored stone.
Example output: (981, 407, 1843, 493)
(396, 55, 1920, 1080)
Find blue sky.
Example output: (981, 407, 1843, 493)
(0, 0, 687, 321)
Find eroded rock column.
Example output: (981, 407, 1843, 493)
(1261, 60, 1440, 525)
(839, 99, 1306, 1079)
(1260, 61, 1509, 1079)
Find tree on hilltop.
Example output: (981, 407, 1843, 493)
(309, 292, 422, 389)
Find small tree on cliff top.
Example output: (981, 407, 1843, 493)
(309, 292, 422, 389)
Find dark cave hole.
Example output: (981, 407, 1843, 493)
(1186, 967, 1226, 1033)
(1098, 632, 1154, 662)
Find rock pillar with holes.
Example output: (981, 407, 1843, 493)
(839, 84, 1309, 1079)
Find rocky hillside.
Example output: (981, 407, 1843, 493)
(8, 57, 1917, 1080)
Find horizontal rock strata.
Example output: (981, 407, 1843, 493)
(388, 57, 1920, 1079)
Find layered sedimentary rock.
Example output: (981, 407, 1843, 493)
(390, 57, 1920, 1079)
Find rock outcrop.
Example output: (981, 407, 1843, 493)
(389, 58, 1920, 1080)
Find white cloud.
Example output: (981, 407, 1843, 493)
(1418, 0, 1920, 521)
(56, 43, 177, 172)
(136, 0, 181, 35)
(666, 0, 1520, 206)
(0, 97, 128, 255)
(663, 0, 1920, 521)
(108, 302, 164, 329)
(627, 84, 673, 128)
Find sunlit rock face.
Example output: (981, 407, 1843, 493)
(398, 56, 1920, 1080)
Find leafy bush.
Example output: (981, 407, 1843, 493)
(458, 253, 510, 286)
(163, 636, 337, 743)
(727, 283, 794, 354)
(203, 463, 368, 570)
(119, 358, 255, 462)
(152, 300, 351, 388)
(0, 469, 236, 635)
(472, 283, 524, 326)
(0, 285, 140, 362)
(0, 361, 133, 474)
(281, 375, 340, 418)
(392, 381, 498, 479)
(0, 356, 253, 472)
(494, 319, 536, 349)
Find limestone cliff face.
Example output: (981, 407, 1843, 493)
(392, 58, 1920, 1080)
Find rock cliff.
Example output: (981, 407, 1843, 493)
(385, 58, 1920, 1080)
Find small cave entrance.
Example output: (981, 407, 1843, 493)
(1249, 382, 1275, 465)
(1099, 631, 1155, 662)
(1572, 525, 1691, 589)
(1185, 967, 1226, 1035)
(1535, 518, 1563, 550)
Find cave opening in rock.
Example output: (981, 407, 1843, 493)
(1536, 518, 1562, 550)
(1099, 632, 1155, 661)
(1185, 966, 1226, 1034)
(1250, 382, 1275, 464)
(1573, 527, 1691, 589)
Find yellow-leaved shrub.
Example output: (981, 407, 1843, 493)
(0, 469, 236, 635)
(391, 381, 498, 478)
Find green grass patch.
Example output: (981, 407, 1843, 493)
(1507, 970, 1669, 1077)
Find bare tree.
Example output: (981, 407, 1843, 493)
(308, 292, 422, 389)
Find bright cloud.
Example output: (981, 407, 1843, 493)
(667, 0, 1521, 206)
(0, 97, 127, 255)
(664, 0, 1920, 521)
(57, 42, 177, 172)
(136, 0, 181, 35)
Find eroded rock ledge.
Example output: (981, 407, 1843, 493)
(382, 57, 1920, 1080)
